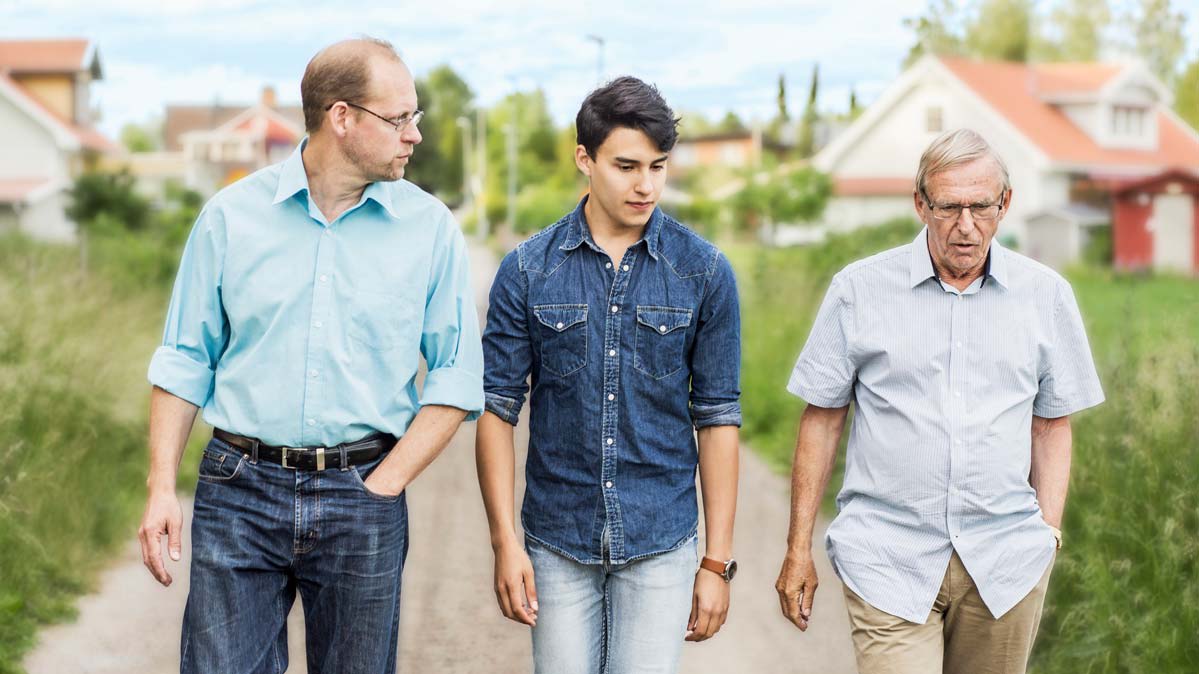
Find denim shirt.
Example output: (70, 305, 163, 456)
(482, 197, 741, 564)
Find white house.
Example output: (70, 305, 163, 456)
(0, 39, 114, 242)
(804, 55, 1199, 263)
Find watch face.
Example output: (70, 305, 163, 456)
(725, 559, 738, 581)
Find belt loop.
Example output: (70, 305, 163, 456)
(250, 438, 260, 464)
(339, 444, 349, 471)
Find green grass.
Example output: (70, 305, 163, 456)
(0, 235, 206, 673)
(726, 224, 1199, 672)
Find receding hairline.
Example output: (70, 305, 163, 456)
(309, 37, 404, 70)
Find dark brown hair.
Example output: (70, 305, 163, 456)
(300, 37, 400, 133)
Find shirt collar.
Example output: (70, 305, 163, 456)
(909, 226, 1009, 290)
(271, 137, 401, 220)
(559, 194, 663, 261)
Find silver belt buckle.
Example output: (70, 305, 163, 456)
(315, 447, 327, 471)
(280, 447, 295, 470)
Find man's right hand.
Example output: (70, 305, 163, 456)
(492, 540, 538, 626)
(775, 548, 818, 631)
(138, 488, 183, 586)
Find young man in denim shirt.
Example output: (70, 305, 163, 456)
(477, 76, 742, 674)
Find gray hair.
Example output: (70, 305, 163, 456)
(915, 129, 1010, 197)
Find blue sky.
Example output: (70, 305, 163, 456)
(3, 0, 1197, 138)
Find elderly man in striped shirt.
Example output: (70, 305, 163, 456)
(775, 128, 1104, 674)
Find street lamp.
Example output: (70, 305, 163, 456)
(586, 34, 605, 87)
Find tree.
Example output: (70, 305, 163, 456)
(1175, 54, 1199, 131)
(1131, 0, 1186, 86)
(903, 0, 966, 67)
(411, 65, 474, 202)
(849, 86, 862, 120)
(1045, 0, 1111, 61)
(965, 0, 1034, 62)
(776, 73, 789, 123)
(717, 111, 747, 133)
(732, 165, 832, 237)
(797, 63, 819, 158)
(119, 121, 160, 153)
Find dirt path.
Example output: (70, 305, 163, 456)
(24, 242, 856, 673)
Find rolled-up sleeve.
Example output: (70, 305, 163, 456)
(147, 207, 230, 407)
(1033, 281, 1104, 418)
(689, 251, 742, 429)
(787, 274, 857, 408)
(481, 249, 532, 426)
(419, 215, 485, 420)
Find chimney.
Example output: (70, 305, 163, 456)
(261, 85, 277, 109)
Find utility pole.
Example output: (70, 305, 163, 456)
(475, 106, 488, 239)
(586, 34, 605, 86)
(455, 116, 474, 235)
(506, 111, 517, 235)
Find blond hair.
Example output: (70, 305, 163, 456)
(915, 129, 1010, 197)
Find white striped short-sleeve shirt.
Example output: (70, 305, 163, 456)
(788, 227, 1104, 623)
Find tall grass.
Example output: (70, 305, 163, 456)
(727, 225, 1199, 672)
(0, 235, 203, 673)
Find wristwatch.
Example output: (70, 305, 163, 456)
(700, 556, 738, 582)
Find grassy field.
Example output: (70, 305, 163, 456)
(0, 235, 205, 674)
(726, 222, 1199, 672)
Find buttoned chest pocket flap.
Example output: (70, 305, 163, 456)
(634, 306, 692, 379)
(349, 290, 414, 352)
(533, 304, 588, 377)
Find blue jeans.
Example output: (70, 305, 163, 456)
(181, 437, 409, 674)
(528, 535, 697, 674)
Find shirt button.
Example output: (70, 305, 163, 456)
(314, 321, 323, 328)
(605, 481, 614, 489)
(607, 393, 615, 401)
(659, 325, 667, 333)
(955, 391, 962, 397)
(606, 438, 614, 445)
(319, 274, 329, 283)
(956, 341, 963, 348)
(307, 418, 316, 426)
(605, 262, 612, 269)
(622, 264, 629, 271)
(611, 305, 619, 313)
(309, 369, 318, 377)
(323, 229, 331, 236)
(556, 322, 564, 329)
(608, 349, 616, 357)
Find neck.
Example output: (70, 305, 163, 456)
(303, 135, 370, 222)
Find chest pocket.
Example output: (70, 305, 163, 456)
(634, 306, 692, 379)
(533, 304, 588, 377)
(349, 290, 414, 352)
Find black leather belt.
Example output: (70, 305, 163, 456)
(213, 428, 396, 471)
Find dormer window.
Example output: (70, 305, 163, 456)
(926, 106, 943, 133)
(1112, 105, 1148, 137)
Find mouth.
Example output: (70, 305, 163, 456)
(951, 242, 978, 252)
(627, 201, 653, 212)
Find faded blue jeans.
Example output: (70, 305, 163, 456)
(528, 535, 698, 674)
(181, 436, 409, 674)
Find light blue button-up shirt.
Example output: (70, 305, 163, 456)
(148, 141, 483, 447)
(788, 227, 1104, 623)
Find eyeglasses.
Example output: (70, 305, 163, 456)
(326, 101, 424, 133)
(922, 189, 1006, 222)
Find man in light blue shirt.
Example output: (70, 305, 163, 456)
(137, 37, 482, 674)
(776, 129, 1103, 674)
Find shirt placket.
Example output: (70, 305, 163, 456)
(599, 249, 637, 562)
(300, 224, 336, 445)
(946, 288, 967, 545)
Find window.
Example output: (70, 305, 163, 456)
(926, 106, 943, 133)
(1111, 105, 1148, 136)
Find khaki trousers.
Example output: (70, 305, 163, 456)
(842, 551, 1054, 674)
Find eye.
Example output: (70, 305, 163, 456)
(619, 165, 634, 171)
(651, 164, 665, 172)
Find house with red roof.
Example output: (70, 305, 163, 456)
(162, 86, 304, 196)
(810, 55, 1199, 271)
(0, 38, 115, 242)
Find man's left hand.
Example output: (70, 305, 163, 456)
(362, 469, 405, 498)
(685, 569, 730, 642)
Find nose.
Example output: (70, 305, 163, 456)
(634, 170, 653, 195)
(402, 121, 422, 146)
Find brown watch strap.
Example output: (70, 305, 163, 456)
(700, 556, 727, 577)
